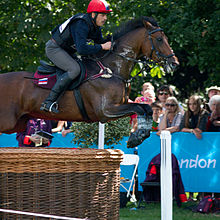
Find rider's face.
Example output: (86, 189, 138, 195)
(92, 13, 107, 26)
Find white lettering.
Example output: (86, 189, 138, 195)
(208, 159, 216, 168)
(198, 159, 207, 168)
(189, 154, 199, 168)
(180, 159, 189, 168)
(178, 154, 217, 169)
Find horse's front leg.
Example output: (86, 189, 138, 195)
(101, 102, 153, 119)
(102, 102, 153, 148)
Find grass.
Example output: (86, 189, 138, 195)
(120, 201, 220, 220)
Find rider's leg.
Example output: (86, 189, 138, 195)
(40, 40, 80, 113)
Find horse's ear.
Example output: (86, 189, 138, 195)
(143, 20, 153, 31)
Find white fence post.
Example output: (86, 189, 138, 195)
(160, 131, 172, 220)
(98, 122, 105, 149)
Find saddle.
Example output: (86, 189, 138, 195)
(32, 58, 113, 122)
(33, 59, 86, 90)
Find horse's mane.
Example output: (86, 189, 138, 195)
(112, 16, 159, 40)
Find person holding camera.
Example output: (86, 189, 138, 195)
(16, 118, 52, 147)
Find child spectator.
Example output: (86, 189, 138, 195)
(131, 82, 155, 132)
(135, 89, 156, 105)
(151, 102, 163, 131)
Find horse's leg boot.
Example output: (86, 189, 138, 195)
(40, 72, 72, 113)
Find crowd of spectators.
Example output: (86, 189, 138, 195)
(132, 83, 220, 135)
(131, 83, 220, 201)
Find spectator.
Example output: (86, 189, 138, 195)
(206, 86, 220, 99)
(156, 85, 173, 112)
(135, 89, 156, 105)
(52, 120, 71, 133)
(157, 96, 183, 135)
(206, 95, 220, 132)
(151, 102, 163, 131)
(135, 82, 155, 103)
(131, 82, 155, 132)
(179, 95, 209, 139)
(204, 86, 220, 113)
(16, 118, 52, 147)
(52, 120, 72, 137)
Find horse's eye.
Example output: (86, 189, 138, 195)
(157, 37, 163, 42)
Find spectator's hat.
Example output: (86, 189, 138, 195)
(206, 86, 220, 94)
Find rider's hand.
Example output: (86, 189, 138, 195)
(101, 41, 112, 50)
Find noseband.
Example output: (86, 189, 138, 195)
(148, 28, 175, 59)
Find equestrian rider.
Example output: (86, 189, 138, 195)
(40, 0, 112, 114)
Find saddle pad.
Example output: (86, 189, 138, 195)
(33, 71, 57, 89)
(33, 59, 87, 90)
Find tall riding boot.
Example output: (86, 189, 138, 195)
(40, 72, 72, 113)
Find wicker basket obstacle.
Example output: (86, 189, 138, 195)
(0, 148, 123, 220)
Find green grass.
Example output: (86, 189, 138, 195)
(120, 201, 220, 220)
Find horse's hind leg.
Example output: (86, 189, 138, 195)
(0, 115, 17, 133)
(0, 112, 29, 134)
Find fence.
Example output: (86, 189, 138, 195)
(0, 132, 219, 192)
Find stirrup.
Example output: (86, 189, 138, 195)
(49, 102, 59, 113)
(40, 101, 59, 114)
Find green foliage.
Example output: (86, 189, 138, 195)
(70, 117, 131, 148)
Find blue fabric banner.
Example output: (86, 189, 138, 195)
(138, 132, 220, 193)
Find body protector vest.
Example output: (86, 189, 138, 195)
(52, 13, 98, 52)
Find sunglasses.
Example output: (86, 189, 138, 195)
(159, 92, 169, 95)
(165, 103, 176, 107)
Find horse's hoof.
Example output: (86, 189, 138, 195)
(127, 129, 151, 148)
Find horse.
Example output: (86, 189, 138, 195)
(0, 16, 179, 145)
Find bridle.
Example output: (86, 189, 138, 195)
(147, 28, 175, 59)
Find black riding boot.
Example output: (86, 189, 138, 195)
(40, 72, 72, 113)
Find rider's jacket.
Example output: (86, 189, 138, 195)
(52, 13, 107, 55)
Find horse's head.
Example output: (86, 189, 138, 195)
(141, 18, 179, 73)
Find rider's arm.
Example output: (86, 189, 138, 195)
(71, 20, 102, 55)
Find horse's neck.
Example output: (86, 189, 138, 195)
(112, 28, 144, 80)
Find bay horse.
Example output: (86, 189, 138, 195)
(0, 17, 179, 144)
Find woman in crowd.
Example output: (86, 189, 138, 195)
(179, 95, 209, 139)
(157, 96, 183, 135)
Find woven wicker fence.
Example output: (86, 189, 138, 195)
(0, 148, 123, 220)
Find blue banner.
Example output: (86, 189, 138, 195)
(138, 132, 220, 193)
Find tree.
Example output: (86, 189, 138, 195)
(70, 117, 131, 148)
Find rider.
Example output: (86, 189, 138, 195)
(40, 0, 112, 114)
